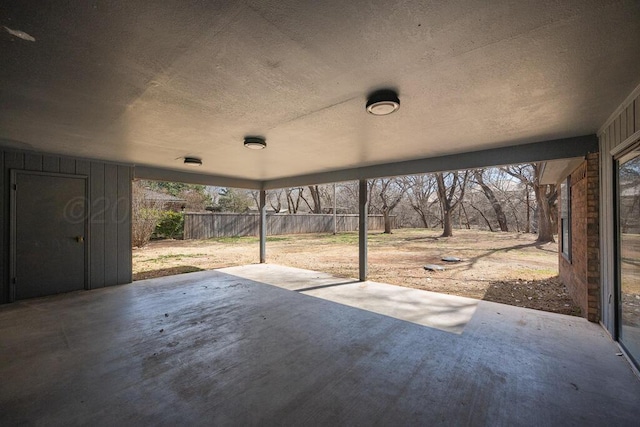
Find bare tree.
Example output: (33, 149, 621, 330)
(468, 202, 495, 231)
(472, 169, 509, 231)
(338, 182, 359, 213)
(248, 190, 258, 210)
(319, 185, 338, 213)
(285, 187, 304, 213)
(406, 174, 438, 228)
(502, 163, 555, 242)
(268, 189, 284, 213)
(488, 169, 525, 232)
(535, 178, 557, 243)
(300, 185, 323, 213)
(504, 196, 523, 232)
(458, 200, 472, 229)
(369, 178, 408, 233)
(501, 165, 532, 233)
(435, 171, 469, 237)
(131, 181, 162, 248)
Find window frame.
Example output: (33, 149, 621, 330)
(560, 176, 571, 261)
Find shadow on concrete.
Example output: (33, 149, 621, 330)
(293, 280, 360, 292)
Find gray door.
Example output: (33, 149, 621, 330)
(11, 171, 87, 300)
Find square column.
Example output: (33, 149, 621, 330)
(359, 179, 368, 281)
(259, 190, 266, 263)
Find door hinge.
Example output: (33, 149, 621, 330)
(12, 277, 16, 284)
(12, 184, 16, 191)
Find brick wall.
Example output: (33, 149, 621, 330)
(585, 153, 600, 322)
(560, 163, 587, 315)
(558, 153, 600, 321)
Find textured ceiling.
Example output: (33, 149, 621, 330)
(1, 0, 640, 185)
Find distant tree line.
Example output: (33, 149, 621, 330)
(133, 162, 558, 245)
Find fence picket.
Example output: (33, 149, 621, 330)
(183, 213, 394, 239)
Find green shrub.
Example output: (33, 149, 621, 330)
(155, 211, 184, 239)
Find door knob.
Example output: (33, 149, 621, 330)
(75, 236, 84, 243)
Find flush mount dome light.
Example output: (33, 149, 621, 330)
(366, 89, 400, 116)
(183, 156, 202, 166)
(244, 136, 267, 150)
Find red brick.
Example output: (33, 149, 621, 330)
(559, 155, 600, 323)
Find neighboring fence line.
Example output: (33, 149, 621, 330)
(183, 213, 395, 239)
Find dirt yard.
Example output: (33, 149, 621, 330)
(133, 229, 581, 316)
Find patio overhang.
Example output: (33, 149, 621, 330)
(539, 157, 587, 185)
(133, 134, 599, 190)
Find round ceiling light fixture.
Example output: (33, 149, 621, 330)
(183, 156, 202, 166)
(244, 136, 267, 150)
(366, 89, 400, 116)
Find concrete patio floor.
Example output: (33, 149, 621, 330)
(1, 264, 639, 426)
(219, 264, 479, 334)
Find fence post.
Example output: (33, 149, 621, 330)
(359, 179, 368, 281)
(259, 190, 266, 263)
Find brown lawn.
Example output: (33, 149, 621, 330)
(133, 228, 580, 316)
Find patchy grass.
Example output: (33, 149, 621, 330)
(144, 253, 208, 263)
(133, 228, 580, 316)
(206, 236, 258, 244)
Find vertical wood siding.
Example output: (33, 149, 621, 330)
(90, 162, 105, 288)
(598, 92, 639, 335)
(184, 213, 393, 239)
(0, 149, 132, 303)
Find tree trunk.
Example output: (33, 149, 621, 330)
(269, 190, 282, 213)
(473, 170, 508, 231)
(285, 188, 303, 214)
(308, 185, 322, 213)
(442, 209, 453, 237)
(525, 186, 531, 233)
(469, 203, 494, 231)
(368, 180, 376, 215)
(286, 192, 296, 214)
(535, 184, 555, 243)
(383, 207, 392, 233)
(460, 202, 471, 229)
(414, 207, 430, 228)
(548, 184, 558, 232)
(507, 201, 520, 232)
(435, 172, 467, 237)
(370, 178, 408, 234)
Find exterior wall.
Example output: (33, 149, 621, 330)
(0, 149, 133, 304)
(558, 154, 600, 322)
(585, 155, 601, 322)
(598, 83, 640, 335)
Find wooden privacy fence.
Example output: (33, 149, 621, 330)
(184, 213, 395, 239)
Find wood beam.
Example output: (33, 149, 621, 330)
(263, 135, 598, 190)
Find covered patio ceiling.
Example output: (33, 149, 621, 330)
(1, 1, 639, 188)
